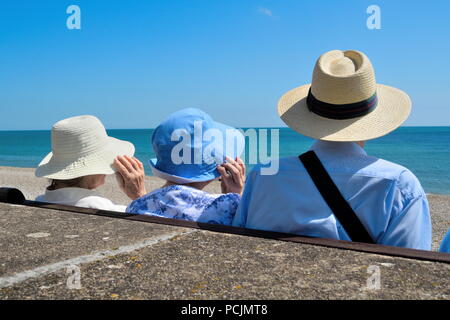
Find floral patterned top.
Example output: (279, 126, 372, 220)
(126, 185, 240, 225)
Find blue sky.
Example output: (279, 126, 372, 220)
(1, 0, 450, 130)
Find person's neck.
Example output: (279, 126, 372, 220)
(357, 141, 365, 148)
(163, 180, 210, 191)
(48, 185, 91, 191)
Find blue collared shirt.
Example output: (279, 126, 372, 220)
(439, 229, 450, 253)
(233, 141, 431, 250)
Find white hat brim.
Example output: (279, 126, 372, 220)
(278, 83, 411, 142)
(35, 137, 135, 179)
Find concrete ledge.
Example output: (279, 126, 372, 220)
(0, 203, 449, 299)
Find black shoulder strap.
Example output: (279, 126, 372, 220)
(299, 151, 374, 244)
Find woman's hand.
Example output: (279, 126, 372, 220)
(217, 157, 246, 195)
(114, 155, 147, 200)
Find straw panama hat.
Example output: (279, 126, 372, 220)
(277, 50, 412, 142)
(35, 115, 135, 180)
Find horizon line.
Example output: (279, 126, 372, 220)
(1, 125, 450, 132)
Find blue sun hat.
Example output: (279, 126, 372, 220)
(150, 108, 245, 184)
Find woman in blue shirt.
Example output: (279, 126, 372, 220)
(115, 108, 246, 225)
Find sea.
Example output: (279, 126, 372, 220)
(0, 127, 449, 195)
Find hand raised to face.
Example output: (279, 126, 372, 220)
(114, 155, 147, 200)
(217, 157, 246, 195)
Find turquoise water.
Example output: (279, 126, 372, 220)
(0, 127, 449, 194)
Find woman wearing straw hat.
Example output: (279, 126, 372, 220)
(35, 115, 144, 212)
(115, 108, 246, 225)
(233, 50, 431, 250)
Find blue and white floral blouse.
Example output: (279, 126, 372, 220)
(126, 185, 240, 225)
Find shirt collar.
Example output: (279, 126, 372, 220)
(309, 140, 367, 157)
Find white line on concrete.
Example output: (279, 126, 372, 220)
(0, 229, 196, 289)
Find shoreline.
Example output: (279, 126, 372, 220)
(0, 165, 449, 251)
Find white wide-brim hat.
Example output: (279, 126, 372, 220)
(278, 50, 412, 142)
(35, 115, 135, 180)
